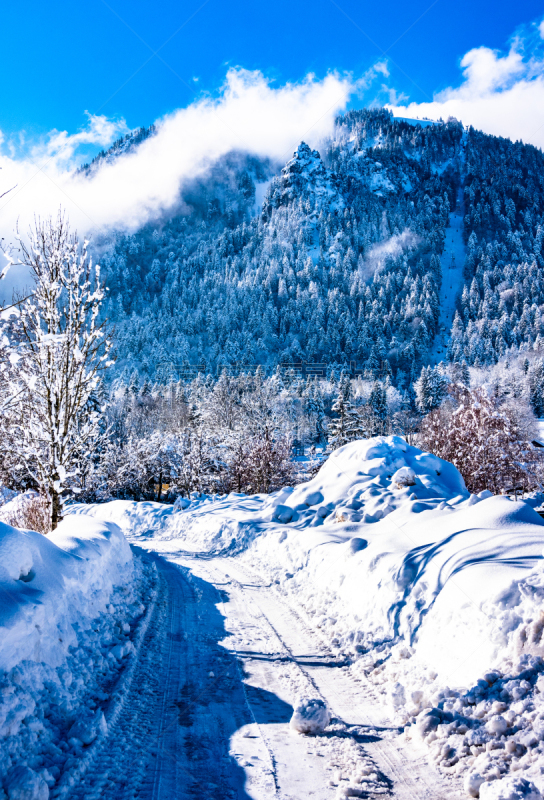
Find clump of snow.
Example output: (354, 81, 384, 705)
(290, 697, 331, 735)
(173, 496, 190, 511)
(479, 776, 542, 799)
(273, 504, 295, 524)
(68, 709, 108, 746)
(5, 765, 49, 800)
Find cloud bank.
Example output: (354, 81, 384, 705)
(388, 17, 544, 149)
(0, 68, 365, 239)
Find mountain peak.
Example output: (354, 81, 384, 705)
(263, 141, 343, 218)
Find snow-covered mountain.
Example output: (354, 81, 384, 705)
(77, 124, 156, 176)
(87, 109, 544, 386)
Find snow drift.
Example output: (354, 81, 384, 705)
(77, 436, 544, 689)
(0, 515, 132, 671)
(0, 514, 151, 797)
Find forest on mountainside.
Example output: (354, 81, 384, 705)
(91, 109, 544, 391)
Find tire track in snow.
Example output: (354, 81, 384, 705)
(52, 560, 164, 800)
(55, 553, 268, 800)
(186, 558, 390, 799)
(196, 557, 465, 800)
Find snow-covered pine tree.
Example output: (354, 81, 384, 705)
(327, 390, 355, 449)
(528, 357, 544, 418)
(414, 365, 449, 412)
(5, 215, 112, 528)
(367, 381, 388, 434)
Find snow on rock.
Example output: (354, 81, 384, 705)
(264, 142, 344, 216)
(479, 776, 542, 799)
(465, 770, 487, 797)
(290, 697, 331, 735)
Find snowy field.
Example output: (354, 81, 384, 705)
(3, 437, 544, 798)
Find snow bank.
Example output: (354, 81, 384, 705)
(0, 514, 152, 797)
(479, 776, 542, 799)
(67, 498, 174, 539)
(102, 436, 544, 690)
(0, 516, 132, 671)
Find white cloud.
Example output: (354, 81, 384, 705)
(359, 229, 420, 281)
(0, 68, 366, 239)
(388, 18, 544, 148)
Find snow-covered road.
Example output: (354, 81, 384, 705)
(86, 542, 464, 800)
(52, 439, 544, 799)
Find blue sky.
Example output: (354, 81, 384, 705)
(2, 0, 544, 246)
(3, 0, 544, 139)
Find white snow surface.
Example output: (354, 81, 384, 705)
(74, 436, 544, 690)
(0, 515, 132, 671)
(71, 435, 544, 795)
(479, 776, 542, 799)
(0, 514, 154, 797)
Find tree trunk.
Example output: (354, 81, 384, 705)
(51, 489, 62, 531)
(157, 471, 162, 501)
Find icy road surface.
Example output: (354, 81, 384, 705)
(70, 540, 465, 799)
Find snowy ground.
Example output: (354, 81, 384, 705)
(4, 436, 544, 799)
(429, 187, 466, 365)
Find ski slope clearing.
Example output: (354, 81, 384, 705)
(429, 186, 466, 365)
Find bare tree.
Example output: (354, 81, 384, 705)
(419, 384, 543, 494)
(4, 213, 112, 528)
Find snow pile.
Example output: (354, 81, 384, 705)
(0, 515, 153, 797)
(479, 776, 541, 799)
(120, 436, 544, 688)
(290, 697, 331, 735)
(0, 516, 132, 670)
(67, 498, 174, 539)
